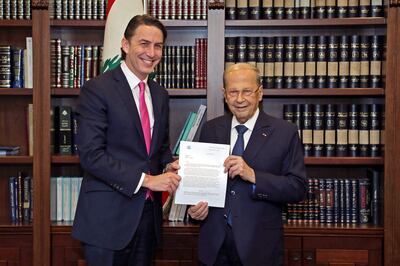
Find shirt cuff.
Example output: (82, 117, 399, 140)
(134, 172, 146, 194)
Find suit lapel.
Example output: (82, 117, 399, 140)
(243, 112, 275, 163)
(216, 116, 232, 145)
(112, 67, 147, 152)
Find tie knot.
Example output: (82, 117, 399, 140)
(139, 81, 146, 93)
(235, 125, 248, 135)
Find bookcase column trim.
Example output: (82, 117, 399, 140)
(32, 9, 51, 266)
(207, 8, 225, 120)
(384, 6, 400, 266)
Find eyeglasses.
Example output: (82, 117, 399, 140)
(225, 88, 260, 98)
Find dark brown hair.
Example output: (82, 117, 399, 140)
(120, 14, 167, 60)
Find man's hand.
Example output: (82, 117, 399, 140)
(188, 202, 209, 220)
(224, 155, 255, 183)
(142, 172, 181, 194)
(165, 159, 180, 174)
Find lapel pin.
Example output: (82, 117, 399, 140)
(262, 133, 267, 137)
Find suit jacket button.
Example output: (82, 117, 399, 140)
(230, 190, 235, 196)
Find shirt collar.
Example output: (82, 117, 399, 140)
(120, 61, 149, 90)
(231, 108, 260, 132)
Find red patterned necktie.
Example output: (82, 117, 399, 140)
(139, 81, 153, 200)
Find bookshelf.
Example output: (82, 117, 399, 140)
(1, 0, 400, 265)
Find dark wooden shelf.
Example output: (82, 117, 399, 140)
(225, 17, 386, 27)
(284, 223, 384, 236)
(0, 88, 33, 95)
(305, 157, 383, 165)
(0, 20, 32, 27)
(50, 19, 105, 27)
(52, 155, 80, 164)
(50, 221, 383, 236)
(161, 20, 207, 27)
(167, 88, 207, 96)
(0, 222, 32, 233)
(263, 88, 385, 97)
(50, 156, 383, 165)
(51, 88, 80, 96)
(51, 88, 207, 97)
(0, 156, 33, 164)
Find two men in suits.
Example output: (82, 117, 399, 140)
(188, 63, 308, 266)
(72, 15, 181, 266)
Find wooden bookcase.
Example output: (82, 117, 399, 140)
(1, 1, 400, 265)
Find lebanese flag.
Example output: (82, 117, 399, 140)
(101, 0, 144, 73)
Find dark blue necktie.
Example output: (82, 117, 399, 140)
(226, 125, 248, 226)
(232, 125, 248, 156)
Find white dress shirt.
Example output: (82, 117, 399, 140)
(230, 108, 260, 153)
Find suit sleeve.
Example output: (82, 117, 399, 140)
(253, 130, 308, 203)
(76, 81, 146, 198)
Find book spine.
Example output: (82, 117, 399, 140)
(314, 0, 326, 18)
(305, 36, 316, 88)
(318, 178, 326, 223)
(294, 36, 306, 89)
(264, 37, 275, 89)
(237, 0, 249, 19)
(358, 178, 370, 224)
(339, 35, 350, 88)
(369, 103, 381, 157)
(316, 36, 327, 89)
(302, 104, 313, 157)
(274, 37, 284, 89)
(326, 0, 336, 18)
(370, 169, 382, 225)
(249, 0, 261, 19)
(293, 104, 302, 138)
(348, 104, 359, 157)
(225, 0, 236, 19)
(325, 178, 334, 224)
(275, 0, 285, 19)
(284, 36, 295, 89)
(247, 36, 257, 66)
(370, 35, 382, 88)
(283, 104, 295, 123)
(348, 0, 358, 17)
(336, 104, 349, 156)
(327, 35, 339, 88)
(285, 0, 296, 19)
(358, 104, 369, 157)
(325, 104, 336, 157)
(349, 35, 361, 88)
(337, 0, 349, 18)
(359, 0, 371, 17)
(371, 0, 383, 17)
(313, 104, 325, 157)
(58, 106, 73, 155)
(256, 37, 266, 87)
(262, 0, 274, 19)
(359, 35, 370, 88)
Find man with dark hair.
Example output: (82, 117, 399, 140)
(188, 63, 307, 266)
(72, 15, 181, 266)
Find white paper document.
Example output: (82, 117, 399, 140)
(174, 141, 230, 208)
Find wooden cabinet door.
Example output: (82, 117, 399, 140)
(284, 236, 302, 266)
(0, 234, 33, 266)
(303, 236, 382, 266)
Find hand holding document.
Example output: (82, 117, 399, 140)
(174, 141, 230, 208)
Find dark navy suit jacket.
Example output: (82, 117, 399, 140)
(198, 111, 307, 266)
(72, 66, 172, 250)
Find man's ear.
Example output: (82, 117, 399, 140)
(121, 37, 129, 54)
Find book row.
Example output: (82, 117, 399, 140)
(50, 176, 83, 222)
(0, 0, 31, 20)
(51, 39, 103, 88)
(8, 172, 32, 223)
(0, 38, 33, 88)
(225, 0, 384, 20)
(284, 170, 382, 225)
(283, 103, 384, 157)
(226, 35, 384, 89)
(155, 38, 207, 89)
(147, 0, 208, 20)
(49, 0, 107, 20)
